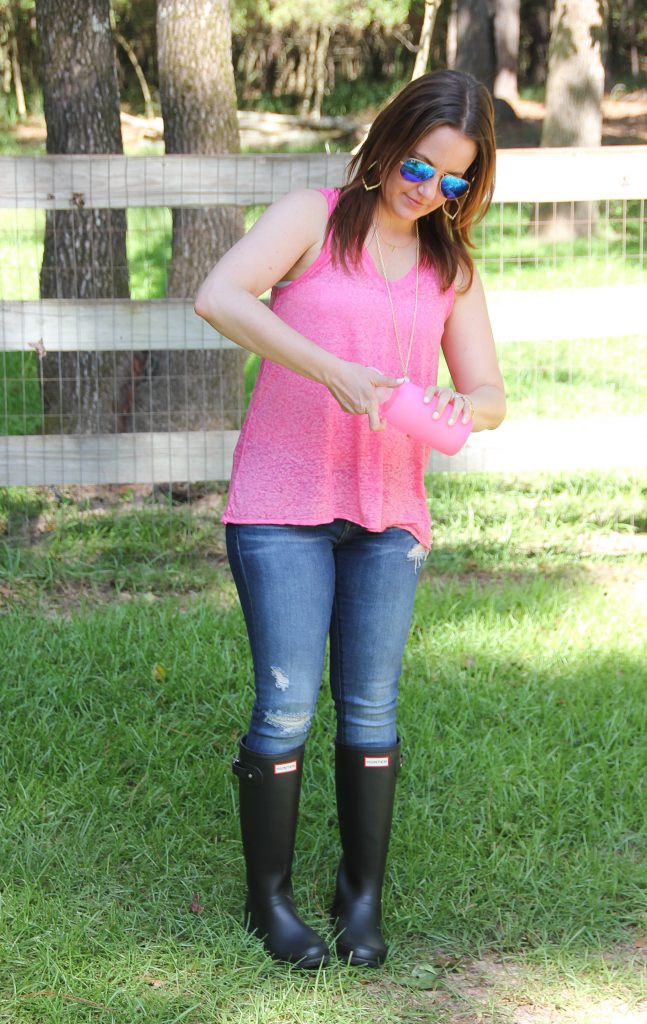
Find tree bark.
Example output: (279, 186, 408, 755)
(311, 25, 331, 119)
(627, 0, 639, 78)
(493, 0, 520, 100)
(139, 0, 245, 433)
(542, 0, 607, 148)
(540, 0, 608, 239)
(446, 0, 458, 69)
(455, 0, 495, 91)
(6, 1, 27, 118)
(35, 0, 133, 435)
(411, 0, 443, 80)
(299, 28, 319, 116)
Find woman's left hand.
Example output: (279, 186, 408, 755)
(423, 386, 475, 426)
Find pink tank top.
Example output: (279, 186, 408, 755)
(222, 188, 455, 548)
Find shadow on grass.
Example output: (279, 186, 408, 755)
(3, 469, 645, 613)
(1, 597, 645, 917)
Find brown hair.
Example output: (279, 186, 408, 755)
(326, 69, 496, 292)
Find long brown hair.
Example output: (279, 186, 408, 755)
(326, 70, 496, 291)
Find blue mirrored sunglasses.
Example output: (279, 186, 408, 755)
(399, 158, 470, 200)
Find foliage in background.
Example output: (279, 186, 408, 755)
(1, 0, 645, 123)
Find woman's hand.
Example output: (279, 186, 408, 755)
(423, 385, 475, 426)
(324, 362, 404, 432)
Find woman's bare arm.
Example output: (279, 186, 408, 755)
(427, 267, 506, 432)
(194, 189, 402, 430)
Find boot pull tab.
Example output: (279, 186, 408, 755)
(232, 757, 263, 786)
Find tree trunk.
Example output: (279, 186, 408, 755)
(139, 0, 245, 434)
(542, 0, 607, 148)
(295, 32, 309, 98)
(455, 0, 495, 91)
(274, 54, 297, 97)
(446, 0, 458, 69)
(493, 0, 520, 100)
(6, 1, 27, 119)
(35, 0, 133, 435)
(628, 0, 639, 78)
(299, 28, 319, 116)
(411, 0, 443, 80)
(539, 0, 608, 239)
(311, 25, 331, 120)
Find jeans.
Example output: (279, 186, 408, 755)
(226, 520, 426, 755)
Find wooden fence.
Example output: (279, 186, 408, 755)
(1, 147, 646, 485)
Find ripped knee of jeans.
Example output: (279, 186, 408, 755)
(263, 708, 312, 737)
(271, 666, 290, 691)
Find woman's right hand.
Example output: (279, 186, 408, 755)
(323, 362, 404, 432)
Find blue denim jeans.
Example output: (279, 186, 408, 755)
(226, 520, 427, 755)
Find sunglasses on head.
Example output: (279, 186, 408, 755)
(400, 158, 470, 200)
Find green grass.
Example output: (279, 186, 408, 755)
(1, 472, 646, 1022)
(473, 201, 645, 290)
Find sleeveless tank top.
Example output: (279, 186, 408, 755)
(221, 187, 455, 548)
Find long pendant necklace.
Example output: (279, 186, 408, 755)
(373, 221, 419, 382)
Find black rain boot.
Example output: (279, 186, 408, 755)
(232, 737, 330, 968)
(331, 739, 401, 966)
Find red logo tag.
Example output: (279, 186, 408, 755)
(364, 756, 390, 768)
(274, 760, 298, 775)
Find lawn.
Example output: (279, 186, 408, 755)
(1, 471, 646, 1023)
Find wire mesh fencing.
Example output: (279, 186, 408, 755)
(0, 148, 645, 502)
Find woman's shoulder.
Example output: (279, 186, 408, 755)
(452, 256, 478, 296)
(245, 188, 332, 256)
(272, 187, 334, 219)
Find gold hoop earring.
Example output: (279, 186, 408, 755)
(443, 199, 461, 221)
(362, 160, 381, 192)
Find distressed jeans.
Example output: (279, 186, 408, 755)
(226, 520, 427, 755)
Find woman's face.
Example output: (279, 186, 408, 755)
(380, 125, 478, 225)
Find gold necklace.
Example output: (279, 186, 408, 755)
(373, 221, 419, 381)
(374, 229, 416, 253)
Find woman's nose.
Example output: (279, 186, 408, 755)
(417, 173, 441, 199)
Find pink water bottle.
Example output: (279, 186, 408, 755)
(379, 380, 473, 455)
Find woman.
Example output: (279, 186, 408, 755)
(195, 69, 506, 969)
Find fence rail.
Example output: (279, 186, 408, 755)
(1, 148, 646, 486)
(1, 146, 646, 208)
(1, 285, 643, 354)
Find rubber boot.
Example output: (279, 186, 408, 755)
(331, 739, 401, 966)
(232, 737, 330, 968)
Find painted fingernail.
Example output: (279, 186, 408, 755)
(423, 396, 430, 404)
(432, 411, 440, 419)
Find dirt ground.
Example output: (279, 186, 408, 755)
(9, 89, 647, 152)
(370, 942, 647, 1024)
(495, 91, 647, 148)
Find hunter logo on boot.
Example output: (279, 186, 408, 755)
(364, 756, 390, 768)
(274, 760, 298, 774)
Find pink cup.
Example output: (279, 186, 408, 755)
(379, 380, 473, 455)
